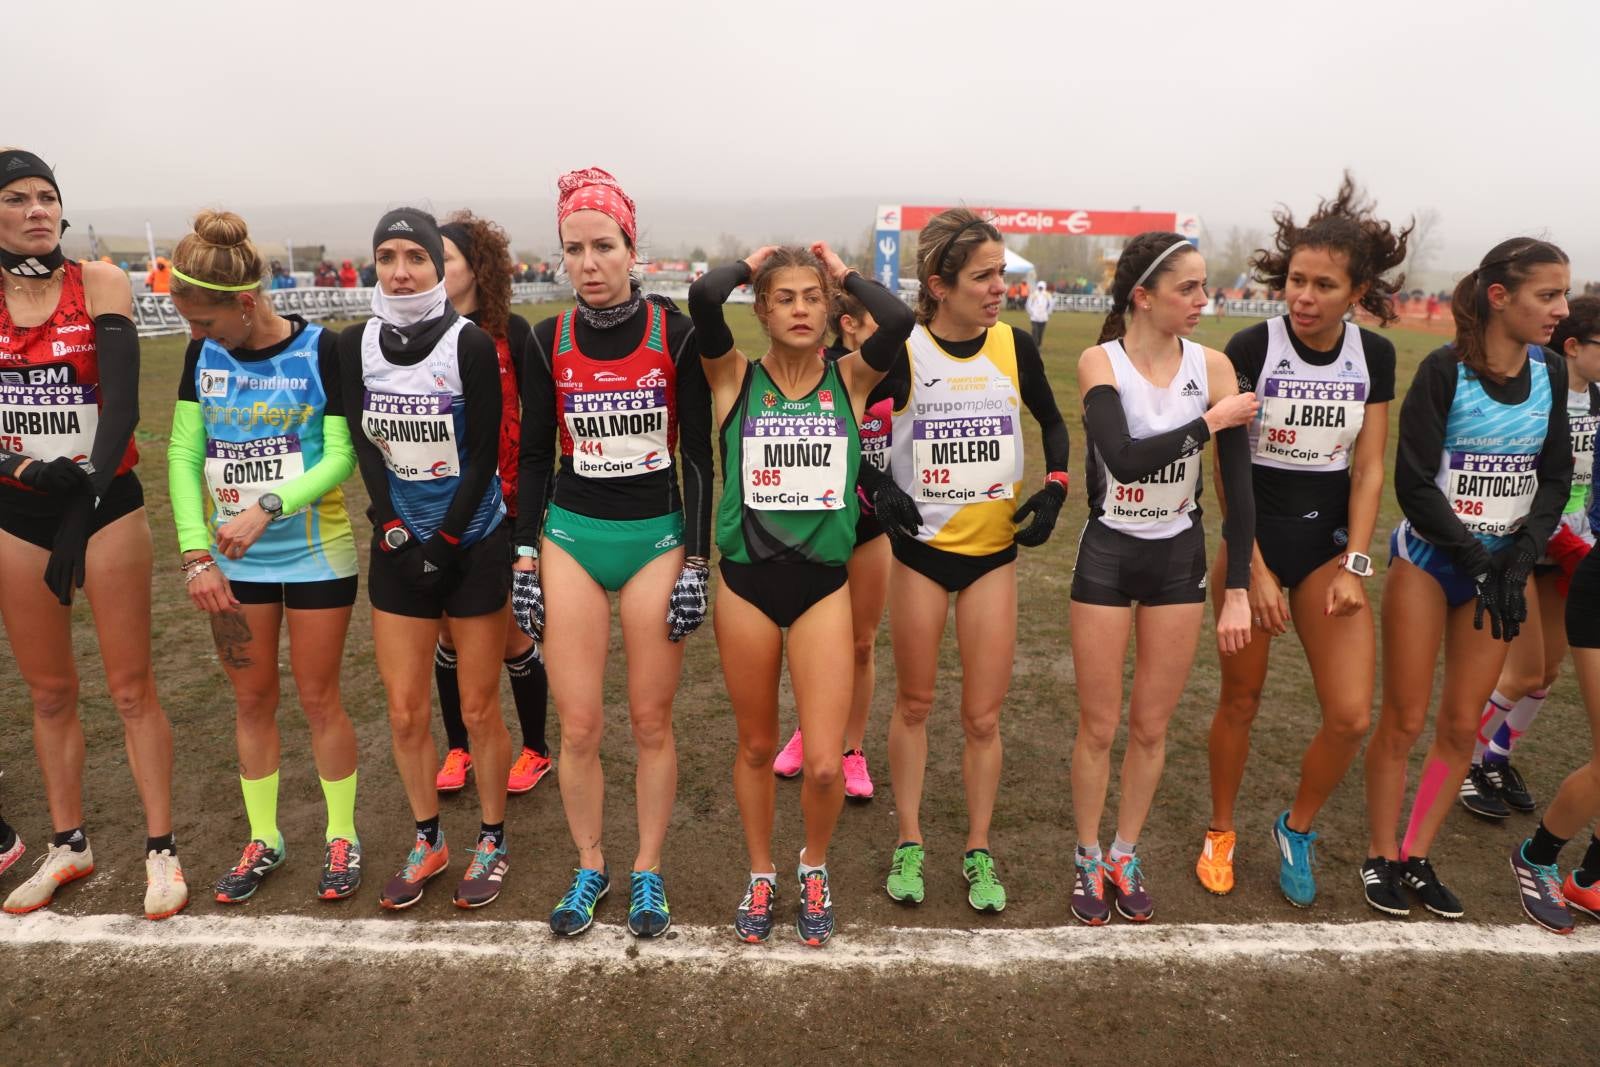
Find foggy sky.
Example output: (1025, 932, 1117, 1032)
(14, 0, 1598, 278)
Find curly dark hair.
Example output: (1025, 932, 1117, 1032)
(1251, 172, 1411, 326)
(443, 209, 514, 340)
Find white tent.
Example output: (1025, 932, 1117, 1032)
(1003, 247, 1033, 276)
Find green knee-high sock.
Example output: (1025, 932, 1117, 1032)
(240, 771, 281, 848)
(320, 771, 358, 843)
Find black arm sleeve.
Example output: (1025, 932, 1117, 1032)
(1014, 327, 1070, 474)
(514, 320, 558, 551)
(338, 324, 397, 529)
(177, 339, 201, 402)
(672, 323, 714, 559)
(1080, 385, 1207, 483)
(1518, 356, 1574, 554)
(1216, 426, 1255, 588)
(843, 273, 915, 372)
(437, 327, 504, 543)
(87, 313, 140, 500)
(1394, 349, 1492, 576)
(505, 314, 531, 399)
(317, 330, 343, 416)
(687, 262, 752, 359)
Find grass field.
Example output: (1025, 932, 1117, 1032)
(2, 303, 1597, 1065)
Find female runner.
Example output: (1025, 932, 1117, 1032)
(1461, 297, 1600, 819)
(879, 209, 1071, 915)
(433, 211, 550, 798)
(341, 208, 513, 911)
(1365, 238, 1571, 919)
(1069, 232, 1257, 925)
(0, 149, 186, 920)
(1197, 177, 1405, 906)
(167, 210, 362, 903)
(512, 169, 713, 939)
(690, 243, 912, 946)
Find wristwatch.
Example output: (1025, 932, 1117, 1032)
(1341, 551, 1374, 578)
(383, 524, 412, 552)
(258, 492, 283, 520)
(516, 544, 539, 560)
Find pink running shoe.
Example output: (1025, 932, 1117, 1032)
(843, 749, 874, 800)
(507, 747, 553, 795)
(773, 730, 804, 778)
(436, 748, 472, 793)
(0, 830, 23, 879)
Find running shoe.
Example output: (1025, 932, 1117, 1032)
(507, 747, 553, 795)
(842, 750, 874, 800)
(773, 730, 804, 778)
(1105, 852, 1154, 922)
(1459, 764, 1511, 819)
(1483, 759, 1536, 813)
(3, 841, 93, 914)
(0, 830, 23, 880)
(735, 876, 777, 943)
(214, 838, 285, 904)
(627, 869, 671, 938)
(145, 849, 189, 921)
(1070, 854, 1110, 926)
(380, 833, 449, 910)
(1400, 856, 1464, 918)
(1195, 829, 1236, 895)
(435, 748, 472, 794)
(963, 850, 1007, 913)
(797, 866, 834, 947)
(453, 836, 509, 909)
(318, 838, 362, 901)
(549, 867, 609, 936)
(1271, 812, 1318, 908)
(1562, 871, 1600, 921)
(885, 842, 925, 904)
(1360, 857, 1410, 917)
(1509, 841, 1572, 934)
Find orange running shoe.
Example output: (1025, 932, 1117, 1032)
(435, 748, 472, 794)
(1564, 870, 1600, 921)
(1196, 829, 1236, 895)
(507, 747, 553, 795)
(380, 833, 449, 910)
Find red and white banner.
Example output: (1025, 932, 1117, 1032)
(880, 204, 1200, 240)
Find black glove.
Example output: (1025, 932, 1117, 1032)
(44, 495, 95, 605)
(1013, 481, 1067, 547)
(416, 534, 457, 591)
(667, 562, 710, 642)
(1471, 565, 1507, 641)
(857, 462, 921, 540)
(512, 568, 544, 643)
(1496, 544, 1538, 642)
(21, 457, 93, 497)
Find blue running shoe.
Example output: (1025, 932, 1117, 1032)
(550, 867, 609, 937)
(796, 866, 835, 947)
(1272, 811, 1318, 908)
(627, 869, 671, 938)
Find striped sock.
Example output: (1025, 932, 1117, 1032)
(1473, 690, 1514, 764)
(1486, 689, 1547, 762)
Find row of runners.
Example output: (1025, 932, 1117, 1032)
(0, 152, 1597, 943)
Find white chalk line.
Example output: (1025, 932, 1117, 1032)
(2, 912, 1598, 971)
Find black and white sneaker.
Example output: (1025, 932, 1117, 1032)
(1400, 856, 1464, 918)
(215, 839, 284, 904)
(1361, 857, 1410, 917)
(1483, 760, 1536, 813)
(1459, 764, 1512, 819)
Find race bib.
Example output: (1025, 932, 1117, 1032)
(1256, 380, 1365, 466)
(361, 391, 458, 482)
(1105, 453, 1201, 525)
(563, 387, 672, 478)
(1446, 450, 1538, 537)
(204, 434, 304, 523)
(741, 415, 849, 511)
(860, 402, 891, 473)
(911, 415, 1016, 502)
(1571, 412, 1598, 488)
(0, 381, 99, 463)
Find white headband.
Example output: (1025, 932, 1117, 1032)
(1132, 240, 1193, 292)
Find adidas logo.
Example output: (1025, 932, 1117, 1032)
(1179, 434, 1199, 453)
(387, 219, 415, 233)
(4, 157, 28, 171)
(1179, 379, 1202, 397)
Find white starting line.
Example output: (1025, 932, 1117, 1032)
(2, 912, 1597, 971)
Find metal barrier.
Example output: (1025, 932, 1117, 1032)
(133, 283, 569, 337)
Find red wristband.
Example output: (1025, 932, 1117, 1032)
(1045, 471, 1069, 492)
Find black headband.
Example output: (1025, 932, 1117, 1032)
(0, 150, 59, 198)
(439, 221, 474, 265)
(373, 208, 444, 277)
(936, 217, 995, 277)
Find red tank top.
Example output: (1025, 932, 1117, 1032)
(494, 333, 521, 516)
(552, 302, 677, 480)
(0, 262, 139, 489)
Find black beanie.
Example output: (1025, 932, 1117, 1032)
(438, 221, 474, 264)
(373, 208, 444, 277)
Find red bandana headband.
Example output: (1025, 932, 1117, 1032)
(556, 167, 637, 246)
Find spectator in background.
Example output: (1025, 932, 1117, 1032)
(1026, 280, 1053, 347)
(146, 256, 171, 293)
(269, 261, 296, 289)
(339, 259, 357, 288)
(1425, 292, 1440, 321)
(313, 261, 338, 287)
(357, 259, 376, 287)
(1213, 285, 1228, 318)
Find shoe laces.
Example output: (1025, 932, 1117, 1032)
(1075, 856, 1105, 900)
(802, 871, 829, 915)
(967, 851, 998, 887)
(442, 749, 468, 774)
(231, 840, 269, 876)
(1110, 853, 1144, 891)
(511, 748, 536, 774)
(891, 846, 923, 880)
(630, 871, 666, 916)
(326, 839, 352, 874)
(465, 837, 500, 880)
(559, 868, 605, 914)
(1527, 856, 1566, 903)
(402, 834, 435, 878)
(743, 879, 773, 917)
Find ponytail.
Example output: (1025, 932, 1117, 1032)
(1098, 231, 1194, 344)
(1452, 238, 1568, 382)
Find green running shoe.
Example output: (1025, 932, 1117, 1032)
(885, 842, 925, 904)
(963, 849, 1007, 912)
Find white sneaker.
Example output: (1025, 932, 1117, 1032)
(3, 840, 94, 914)
(0, 830, 24, 879)
(144, 848, 188, 921)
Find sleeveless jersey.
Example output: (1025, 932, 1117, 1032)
(1560, 384, 1599, 541)
(889, 324, 1025, 556)
(358, 317, 503, 544)
(1431, 348, 1553, 550)
(553, 302, 676, 480)
(1249, 317, 1368, 471)
(1090, 338, 1210, 540)
(0, 261, 138, 487)
(718, 358, 858, 566)
(193, 321, 356, 582)
(494, 333, 521, 516)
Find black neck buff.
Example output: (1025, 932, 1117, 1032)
(577, 279, 643, 330)
(371, 208, 455, 355)
(0, 150, 68, 278)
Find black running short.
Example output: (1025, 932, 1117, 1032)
(1254, 511, 1349, 589)
(719, 558, 847, 628)
(1070, 518, 1208, 607)
(0, 472, 145, 551)
(232, 575, 359, 610)
(891, 536, 1016, 593)
(854, 508, 885, 548)
(1567, 547, 1600, 648)
(368, 523, 511, 620)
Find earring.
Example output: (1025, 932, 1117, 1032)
(243, 316, 252, 328)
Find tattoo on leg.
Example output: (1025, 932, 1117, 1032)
(211, 611, 254, 669)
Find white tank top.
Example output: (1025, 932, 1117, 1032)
(1248, 317, 1369, 472)
(1094, 337, 1209, 540)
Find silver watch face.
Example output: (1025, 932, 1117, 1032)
(260, 493, 282, 515)
(384, 527, 409, 549)
(1346, 553, 1373, 576)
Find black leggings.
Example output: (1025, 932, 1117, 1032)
(1568, 546, 1600, 649)
(436, 641, 550, 755)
